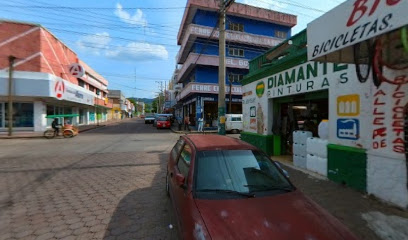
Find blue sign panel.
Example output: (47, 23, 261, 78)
(337, 118, 360, 140)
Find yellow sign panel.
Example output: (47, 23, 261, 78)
(219, 116, 226, 124)
(337, 94, 360, 116)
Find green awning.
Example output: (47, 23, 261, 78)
(45, 114, 80, 118)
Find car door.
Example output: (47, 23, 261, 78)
(171, 143, 193, 232)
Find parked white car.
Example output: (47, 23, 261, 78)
(225, 114, 243, 133)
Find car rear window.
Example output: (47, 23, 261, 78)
(158, 117, 168, 121)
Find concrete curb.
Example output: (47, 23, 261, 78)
(170, 126, 217, 134)
(0, 119, 132, 139)
(276, 160, 328, 181)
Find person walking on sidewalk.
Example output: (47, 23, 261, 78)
(198, 117, 204, 132)
(184, 116, 190, 131)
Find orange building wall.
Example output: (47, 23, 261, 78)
(0, 21, 108, 93)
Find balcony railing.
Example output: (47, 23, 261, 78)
(177, 53, 249, 83)
(177, 24, 283, 64)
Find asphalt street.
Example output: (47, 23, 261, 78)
(0, 118, 407, 240)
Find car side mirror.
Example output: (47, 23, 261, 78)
(274, 161, 289, 178)
(175, 173, 186, 188)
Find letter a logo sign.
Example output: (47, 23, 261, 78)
(55, 80, 65, 100)
(69, 63, 85, 77)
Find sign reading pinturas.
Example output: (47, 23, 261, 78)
(307, 0, 408, 60)
(266, 62, 349, 98)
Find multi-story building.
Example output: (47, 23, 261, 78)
(0, 20, 113, 133)
(174, 0, 296, 128)
(108, 90, 126, 120)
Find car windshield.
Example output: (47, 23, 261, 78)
(158, 117, 168, 121)
(146, 114, 154, 118)
(195, 150, 293, 198)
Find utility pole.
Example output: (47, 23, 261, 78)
(8, 56, 16, 136)
(229, 78, 232, 114)
(218, 0, 234, 135)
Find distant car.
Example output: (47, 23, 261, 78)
(140, 114, 145, 119)
(144, 113, 155, 124)
(225, 114, 243, 133)
(153, 113, 173, 127)
(166, 134, 359, 240)
(156, 116, 171, 129)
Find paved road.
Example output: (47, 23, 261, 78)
(1, 119, 407, 240)
(0, 119, 180, 240)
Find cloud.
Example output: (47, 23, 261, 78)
(76, 32, 111, 55)
(114, 3, 148, 27)
(106, 42, 169, 62)
(239, 0, 288, 11)
(77, 31, 168, 62)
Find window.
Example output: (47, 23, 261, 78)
(231, 117, 242, 121)
(229, 22, 244, 32)
(195, 150, 293, 197)
(4, 103, 34, 128)
(228, 48, 244, 57)
(78, 79, 85, 87)
(89, 85, 95, 92)
(229, 73, 244, 83)
(96, 89, 100, 96)
(275, 30, 287, 39)
(177, 144, 191, 177)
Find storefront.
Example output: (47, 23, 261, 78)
(242, 0, 408, 208)
(176, 82, 243, 128)
(242, 54, 352, 154)
(305, 0, 408, 208)
(0, 71, 96, 132)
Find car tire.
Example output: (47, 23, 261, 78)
(231, 129, 239, 134)
(166, 170, 170, 197)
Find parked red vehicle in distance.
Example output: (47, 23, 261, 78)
(166, 134, 359, 240)
(156, 116, 171, 129)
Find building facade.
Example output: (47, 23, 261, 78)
(242, 0, 408, 209)
(173, 0, 296, 128)
(0, 20, 113, 133)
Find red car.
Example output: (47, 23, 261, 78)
(166, 134, 359, 240)
(156, 116, 171, 129)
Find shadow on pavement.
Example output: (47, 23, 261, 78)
(103, 153, 179, 240)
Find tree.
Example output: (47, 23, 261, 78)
(145, 103, 152, 113)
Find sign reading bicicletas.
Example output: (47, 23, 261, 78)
(307, 0, 408, 60)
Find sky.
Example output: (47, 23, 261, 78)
(0, 0, 346, 99)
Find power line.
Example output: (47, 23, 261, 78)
(1, 6, 188, 10)
(4, 0, 182, 30)
(0, 4, 181, 34)
(257, 0, 325, 13)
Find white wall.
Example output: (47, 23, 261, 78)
(243, 61, 408, 208)
(33, 101, 47, 132)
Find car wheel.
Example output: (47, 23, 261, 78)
(231, 129, 239, 134)
(166, 170, 170, 197)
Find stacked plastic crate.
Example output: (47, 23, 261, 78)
(306, 137, 328, 176)
(293, 131, 312, 169)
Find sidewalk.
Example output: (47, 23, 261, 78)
(274, 156, 408, 240)
(170, 124, 217, 134)
(0, 118, 131, 139)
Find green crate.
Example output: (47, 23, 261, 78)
(327, 144, 367, 192)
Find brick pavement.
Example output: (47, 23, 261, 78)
(285, 166, 408, 240)
(0, 120, 179, 240)
(2, 119, 407, 240)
